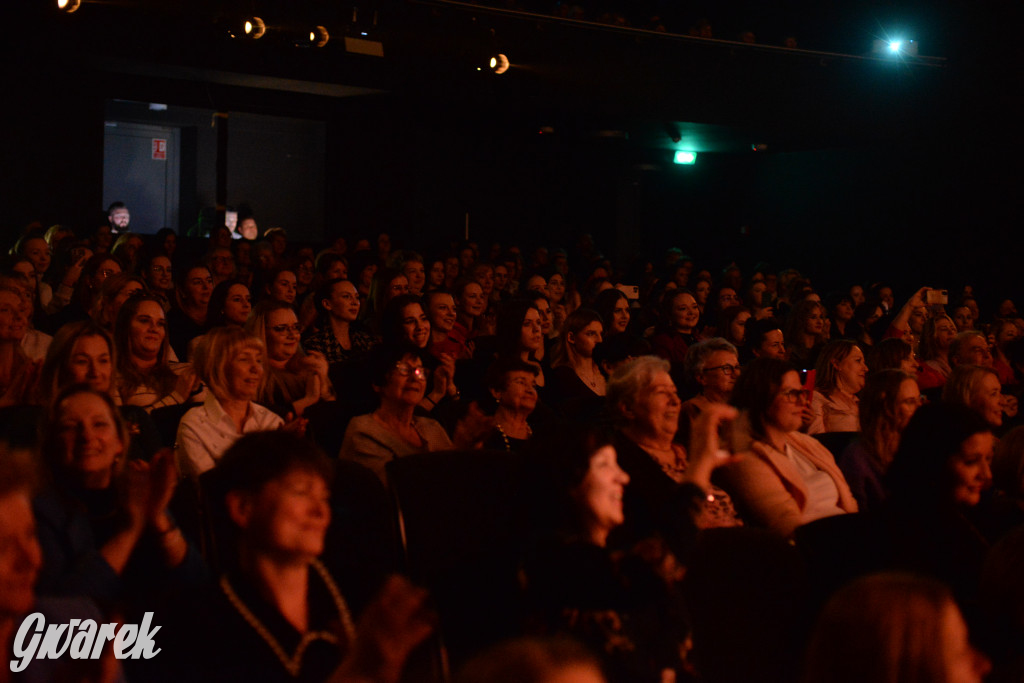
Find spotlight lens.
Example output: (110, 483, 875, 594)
(674, 151, 697, 165)
(889, 40, 901, 53)
(245, 21, 253, 34)
(310, 31, 315, 41)
(57, 0, 68, 8)
(489, 57, 497, 69)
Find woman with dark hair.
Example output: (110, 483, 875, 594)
(593, 288, 631, 340)
(826, 293, 857, 340)
(837, 370, 921, 511)
(91, 272, 146, 331)
(809, 340, 868, 434)
(880, 402, 996, 599)
(425, 289, 471, 361)
(167, 262, 213, 360)
(802, 572, 989, 683)
(142, 251, 174, 309)
(651, 289, 700, 363)
(159, 431, 434, 682)
(360, 267, 408, 334)
(338, 345, 459, 484)
(718, 304, 752, 351)
(495, 298, 546, 388)
(721, 357, 857, 537)
(114, 293, 200, 411)
(784, 299, 827, 371)
(867, 337, 918, 376)
(453, 276, 487, 344)
(523, 411, 737, 682)
(549, 309, 605, 399)
(381, 293, 457, 413)
(154, 227, 177, 259)
(991, 318, 1019, 385)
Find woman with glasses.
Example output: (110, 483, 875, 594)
(681, 338, 741, 441)
(338, 345, 459, 484)
(808, 340, 868, 434)
(837, 370, 922, 512)
(721, 357, 858, 538)
(246, 300, 334, 418)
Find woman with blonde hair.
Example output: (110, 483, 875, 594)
(943, 364, 1004, 427)
(176, 326, 283, 477)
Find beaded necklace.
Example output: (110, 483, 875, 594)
(219, 559, 356, 678)
(494, 423, 531, 451)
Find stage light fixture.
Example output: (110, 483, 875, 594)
(489, 54, 510, 74)
(872, 37, 918, 57)
(243, 16, 266, 39)
(309, 25, 329, 47)
(56, 0, 81, 13)
(674, 151, 697, 165)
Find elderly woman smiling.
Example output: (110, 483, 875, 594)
(176, 327, 284, 478)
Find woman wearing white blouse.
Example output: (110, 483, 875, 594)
(176, 326, 282, 477)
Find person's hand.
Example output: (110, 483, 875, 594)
(684, 403, 741, 491)
(280, 411, 309, 437)
(123, 460, 155, 531)
(174, 367, 199, 401)
(436, 354, 459, 398)
(303, 350, 330, 380)
(61, 253, 89, 287)
(800, 402, 814, 431)
(0, 359, 40, 408)
(146, 448, 178, 526)
(332, 575, 436, 683)
(756, 306, 774, 320)
(451, 401, 494, 450)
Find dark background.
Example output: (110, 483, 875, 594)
(2, 0, 1022, 303)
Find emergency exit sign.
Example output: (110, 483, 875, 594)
(152, 139, 167, 160)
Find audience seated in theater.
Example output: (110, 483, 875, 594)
(721, 358, 857, 538)
(188, 278, 253, 360)
(114, 293, 200, 411)
(808, 340, 867, 435)
(950, 329, 994, 370)
(32, 385, 204, 604)
(44, 252, 122, 333)
(453, 276, 488, 341)
(263, 266, 298, 308)
(866, 336, 918, 377)
(836, 370, 921, 512)
(360, 267, 408, 335)
(247, 299, 335, 418)
(718, 305, 752, 354)
(0, 284, 40, 409)
(176, 326, 286, 478)
(142, 251, 174, 309)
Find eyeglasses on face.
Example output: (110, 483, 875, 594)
(704, 364, 741, 376)
(270, 323, 301, 334)
(392, 363, 428, 379)
(778, 388, 811, 404)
